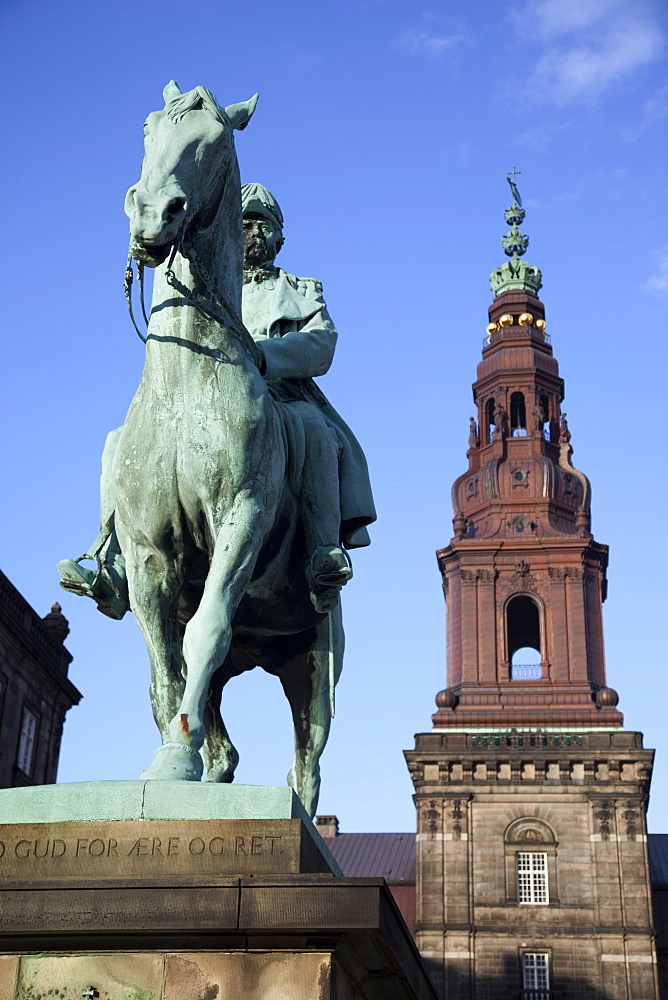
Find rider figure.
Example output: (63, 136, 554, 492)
(58, 183, 375, 617)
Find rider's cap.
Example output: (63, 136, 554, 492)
(241, 182, 284, 233)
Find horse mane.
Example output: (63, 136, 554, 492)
(165, 86, 227, 125)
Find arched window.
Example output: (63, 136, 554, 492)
(510, 392, 526, 436)
(504, 818, 558, 908)
(507, 595, 542, 679)
(486, 398, 495, 444)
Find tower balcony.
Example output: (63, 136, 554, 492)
(482, 329, 552, 350)
(510, 663, 543, 680)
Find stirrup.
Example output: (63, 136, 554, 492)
(57, 556, 129, 621)
(58, 554, 102, 595)
(307, 546, 353, 586)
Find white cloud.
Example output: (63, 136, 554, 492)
(396, 11, 469, 60)
(646, 244, 668, 295)
(527, 0, 626, 35)
(397, 26, 465, 57)
(512, 0, 665, 104)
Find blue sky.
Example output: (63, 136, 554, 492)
(1, 0, 667, 833)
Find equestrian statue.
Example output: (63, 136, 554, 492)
(58, 81, 375, 817)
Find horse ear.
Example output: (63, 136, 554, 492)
(224, 93, 259, 131)
(163, 80, 182, 103)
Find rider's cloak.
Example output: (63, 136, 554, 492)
(242, 268, 376, 549)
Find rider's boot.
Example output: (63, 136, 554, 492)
(306, 545, 353, 614)
(289, 402, 352, 613)
(58, 548, 130, 621)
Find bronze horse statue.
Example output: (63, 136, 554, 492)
(114, 82, 343, 817)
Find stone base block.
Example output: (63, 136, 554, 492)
(0, 780, 341, 877)
(0, 783, 436, 999)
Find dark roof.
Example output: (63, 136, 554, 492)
(322, 832, 415, 881)
(649, 834, 668, 884)
(326, 831, 668, 887)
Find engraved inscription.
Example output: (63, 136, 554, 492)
(0, 831, 283, 862)
(0, 818, 314, 880)
(10, 839, 67, 858)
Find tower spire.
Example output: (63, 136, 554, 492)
(490, 171, 542, 296)
(427, 174, 621, 729)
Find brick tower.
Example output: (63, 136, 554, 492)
(405, 177, 658, 1000)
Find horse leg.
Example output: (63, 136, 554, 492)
(119, 533, 191, 778)
(142, 494, 269, 777)
(202, 658, 240, 783)
(278, 603, 344, 818)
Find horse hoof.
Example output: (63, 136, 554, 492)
(141, 742, 203, 781)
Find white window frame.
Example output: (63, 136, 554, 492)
(517, 851, 549, 904)
(16, 707, 38, 775)
(522, 952, 550, 996)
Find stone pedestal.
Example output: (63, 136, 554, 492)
(0, 782, 436, 1000)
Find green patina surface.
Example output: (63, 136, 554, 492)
(56, 84, 376, 818)
(489, 171, 543, 295)
(0, 780, 309, 823)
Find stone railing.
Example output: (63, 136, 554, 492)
(511, 663, 543, 680)
(483, 329, 552, 348)
(0, 572, 71, 675)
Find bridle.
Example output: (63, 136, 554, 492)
(123, 173, 263, 371)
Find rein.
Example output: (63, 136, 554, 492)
(124, 253, 149, 344)
(124, 234, 263, 370)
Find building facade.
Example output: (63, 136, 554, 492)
(0, 570, 81, 787)
(404, 183, 659, 1000)
(320, 823, 667, 999)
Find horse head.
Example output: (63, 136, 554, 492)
(125, 80, 258, 267)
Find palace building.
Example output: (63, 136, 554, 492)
(0, 570, 81, 788)
(321, 178, 665, 1000)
